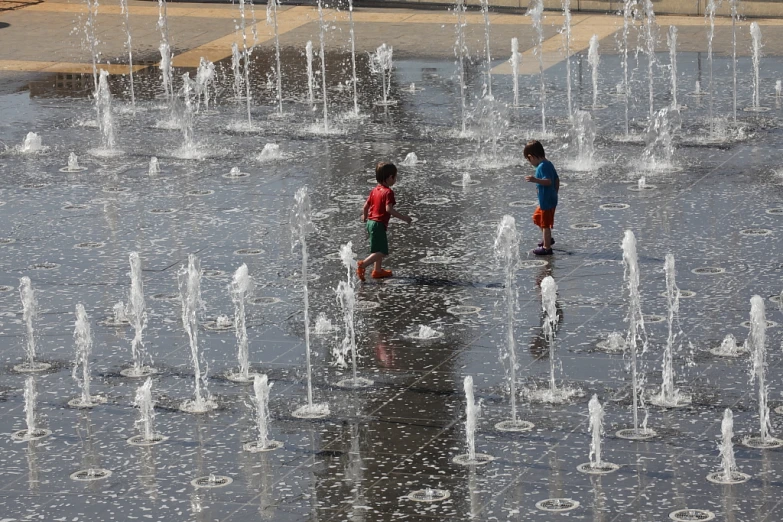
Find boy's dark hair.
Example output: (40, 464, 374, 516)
(375, 162, 398, 184)
(523, 140, 546, 159)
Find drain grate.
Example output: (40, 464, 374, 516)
(518, 259, 549, 269)
(407, 489, 450, 502)
(766, 208, 783, 215)
(22, 183, 47, 189)
(355, 301, 381, 311)
(70, 468, 112, 481)
(127, 433, 168, 446)
(661, 290, 696, 298)
(509, 200, 537, 208)
(577, 462, 619, 474)
(570, 223, 602, 230)
(691, 267, 725, 275)
(741, 320, 778, 329)
(495, 419, 534, 432)
(11, 428, 52, 441)
(244, 440, 283, 453)
(0, 285, 13, 292)
(627, 184, 658, 191)
(706, 471, 750, 484)
(0, 238, 16, 245)
(643, 314, 666, 323)
(63, 204, 90, 210)
(742, 435, 783, 449)
(103, 187, 130, 193)
(452, 453, 495, 466)
(669, 509, 716, 521)
(75, 242, 104, 249)
(13, 361, 52, 373)
(535, 498, 580, 512)
(191, 475, 233, 488)
(447, 305, 481, 315)
(616, 428, 657, 440)
(740, 228, 772, 236)
(600, 203, 630, 210)
(187, 189, 214, 196)
(149, 208, 177, 214)
(30, 262, 59, 270)
(203, 269, 225, 278)
(234, 248, 263, 255)
(251, 296, 282, 305)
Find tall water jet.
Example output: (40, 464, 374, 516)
(730, 0, 738, 122)
(707, 409, 750, 483)
(266, 0, 283, 115)
(237, 0, 254, 126)
(119, 0, 135, 107)
(743, 295, 782, 448)
(650, 255, 691, 407)
(561, 0, 573, 116)
(95, 70, 117, 152)
(122, 252, 155, 378)
(565, 109, 597, 171)
(492, 216, 533, 432)
(347, 0, 359, 115)
(453, 376, 494, 465)
(157, 0, 173, 100)
(748, 22, 766, 111)
(128, 378, 168, 445)
(587, 34, 600, 109)
(305, 41, 315, 105)
(178, 254, 217, 413)
(316, 0, 330, 131)
(83, 0, 100, 88)
(577, 395, 619, 473)
(621, 0, 637, 136)
(12, 377, 51, 441)
(480, 0, 493, 98)
(370, 44, 395, 106)
(510, 38, 521, 107)
(231, 43, 244, 101)
(616, 231, 656, 440)
(706, 0, 718, 134)
(15, 277, 50, 372)
(529, 0, 546, 135)
(227, 264, 257, 383)
(69, 304, 105, 408)
(454, 0, 468, 135)
(334, 243, 372, 389)
(195, 58, 216, 112)
(641, 106, 680, 171)
(244, 375, 282, 451)
(668, 26, 680, 110)
(642, 0, 657, 119)
(179, 72, 196, 153)
(291, 187, 329, 418)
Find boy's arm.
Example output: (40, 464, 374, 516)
(525, 175, 551, 186)
(361, 200, 370, 222)
(555, 176, 560, 192)
(386, 203, 412, 224)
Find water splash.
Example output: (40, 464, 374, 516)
(748, 295, 773, 443)
(131, 377, 167, 444)
(148, 157, 160, 175)
(178, 254, 216, 413)
(640, 107, 680, 171)
(245, 375, 281, 451)
(587, 34, 600, 109)
(125, 252, 153, 376)
(370, 44, 395, 106)
(230, 264, 254, 381)
(195, 58, 216, 112)
(314, 313, 334, 335)
(18, 132, 45, 153)
(20, 277, 39, 368)
(564, 110, 598, 172)
(401, 152, 419, 166)
(257, 143, 283, 162)
(291, 187, 329, 417)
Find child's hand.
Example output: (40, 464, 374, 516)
(525, 175, 536, 183)
(404, 216, 413, 225)
(360, 214, 366, 223)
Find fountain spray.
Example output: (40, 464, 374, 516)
(179, 73, 196, 152)
(454, 0, 468, 135)
(157, 0, 173, 100)
(370, 44, 394, 106)
(178, 254, 216, 413)
(730, 0, 738, 123)
(744, 295, 780, 447)
(291, 187, 329, 418)
(119, 0, 135, 106)
(266, 0, 283, 115)
(651, 254, 691, 407)
(18, 277, 44, 372)
(12, 377, 50, 441)
(492, 217, 531, 432)
(542, 276, 560, 396)
(587, 34, 600, 109)
(238, 0, 254, 125)
(750, 22, 762, 110)
(706, 409, 750, 483)
(70, 304, 104, 408)
(96, 70, 117, 152)
(618, 231, 655, 439)
(562, 0, 573, 116)
(642, 0, 657, 119)
(245, 375, 282, 451)
(480, 0, 493, 98)
(347, 0, 360, 116)
(83, 0, 100, 90)
(334, 243, 371, 389)
(316, 0, 330, 131)
(305, 41, 315, 105)
(129, 378, 167, 445)
(510, 38, 521, 107)
(578, 395, 619, 473)
(231, 43, 243, 101)
(453, 376, 494, 465)
(529, 0, 546, 135)
(668, 26, 679, 109)
(123, 252, 154, 377)
(706, 0, 719, 135)
(621, 0, 637, 136)
(195, 58, 216, 112)
(229, 264, 255, 382)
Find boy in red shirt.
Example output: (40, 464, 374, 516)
(357, 162, 412, 281)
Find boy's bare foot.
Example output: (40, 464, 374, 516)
(371, 268, 393, 279)
(356, 261, 366, 282)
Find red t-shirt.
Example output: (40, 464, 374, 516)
(366, 184, 396, 228)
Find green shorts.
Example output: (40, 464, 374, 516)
(366, 220, 389, 255)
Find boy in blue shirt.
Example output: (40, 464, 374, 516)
(523, 140, 559, 256)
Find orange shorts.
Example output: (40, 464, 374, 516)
(532, 207, 556, 229)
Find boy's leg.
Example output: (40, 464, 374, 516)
(373, 254, 384, 272)
(542, 227, 552, 249)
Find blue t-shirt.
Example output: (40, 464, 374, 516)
(535, 159, 558, 210)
